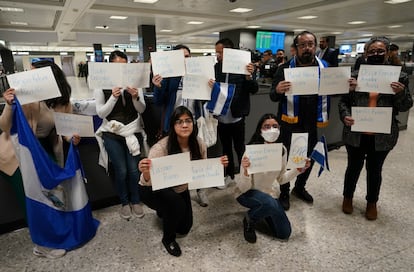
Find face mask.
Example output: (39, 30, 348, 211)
(261, 128, 280, 143)
(366, 54, 385, 65)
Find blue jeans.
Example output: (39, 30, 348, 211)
(237, 189, 291, 239)
(103, 134, 141, 205)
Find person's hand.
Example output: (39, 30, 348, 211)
(3, 88, 16, 105)
(138, 158, 152, 181)
(111, 87, 122, 98)
(343, 115, 354, 127)
(152, 74, 163, 88)
(220, 155, 229, 167)
(71, 134, 81, 146)
(297, 158, 311, 173)
(208, 79, 216, 89)
(245, 63, 255, 80)
(241, 156, 250, 176)
(348, 78, 357, 92)
(390, 81, 405, 94)
(125, 87, 139, 98)
(276, 80, 291, 94)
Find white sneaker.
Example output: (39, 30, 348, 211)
(120, 204, 132, 220)
(33, 245, 66, 259)
(197, 190, 209, 207)
(130, 203, 145, 218)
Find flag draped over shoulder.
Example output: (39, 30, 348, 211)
(206, 82, 235, 116)
(310, 135, 330, 177)
(10, 99, 99, 250)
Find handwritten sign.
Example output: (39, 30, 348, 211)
(287, 133, 308, 168)
(182, 74, 211, 100)
(357, 65, 401, 94)
(351, 107, 392, 134)
(185, 56, 215, 79)
(319, 66, 351, 95)
(150, 152, 192, 191)
(245, 143, 282, 174)
(88, 63, 150, 89)
(188, 158, 224, 190)
(6, 67, 61, 105)
(150, 50, 186, 78)
(222, 48, 251, 75)
(53, 112, 95, 137)
(284, 67, 319, 95)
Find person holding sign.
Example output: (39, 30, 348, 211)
(235, 113, 310, 243)
(94, 50, 146, 220)
(138, 106, 228, 257)
(338, 36, 413, 220)
(270, 31, 330, 210)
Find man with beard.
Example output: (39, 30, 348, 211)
(270, 31, 330, 210)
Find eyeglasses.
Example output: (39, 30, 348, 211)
(262, 124, 280, 130)
(296, 42, 315, 49)
(175, 118, 193, 126)
(367, 49, 386, 56)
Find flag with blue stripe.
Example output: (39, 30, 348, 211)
(10, 99, 99, 250)
(206, 82, 235, 116)
(310, 135, 330, 177)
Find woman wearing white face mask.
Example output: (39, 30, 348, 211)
(234, 113, 310, 243)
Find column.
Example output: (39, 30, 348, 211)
(138, 25, 156, 62)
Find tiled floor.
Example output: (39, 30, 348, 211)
(1, 77, 413, 271)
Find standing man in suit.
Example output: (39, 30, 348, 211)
(318, 36, 338, 67)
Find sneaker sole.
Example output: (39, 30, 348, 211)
(33, 248, 66, 259)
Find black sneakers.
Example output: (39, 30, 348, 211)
(243, 217, 257, 243)
(292, 187, 314, 203)
(162, 239, 182, 257)
(279, 193, 290, 211)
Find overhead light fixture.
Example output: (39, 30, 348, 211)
(384, 0, 412, 4)
(347, 21, 366, 25)
(10, 21, 28, 25)
(293, 29, 306, 32)
(0, 7, 24, 12)
(160, 29, 172, 32)
(331, 32, 342, 35)
(388, 25, 402, 28)
(246, 25, 261, 29)
(133, 0, 159, 3)
(362, 33, 373, 37)
(230, 8, 253, 13)
(60, 52, 68, 55)
(212, 32, 219, 35)
(298, 15, 318, 19)
(95, 25, 109, 29)
(16, 30, 30, 32)
(110, 16, 128, 20)
(187, 21, 204, 25)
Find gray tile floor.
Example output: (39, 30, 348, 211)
(1, 77, 413, 272)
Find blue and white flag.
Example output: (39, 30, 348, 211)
(310, 135, 330, 177)
(206, 82, 235, 116)
(10, 99, 99, 250)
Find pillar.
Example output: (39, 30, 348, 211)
(138, 25, 156, 62)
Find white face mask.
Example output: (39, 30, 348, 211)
(261, 128, 280, 143)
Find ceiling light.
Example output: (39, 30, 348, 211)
(110, 16, 128, 20)
(388, 25, 402, 28)
(298, 15, 318, 19)
(362, 33, 373, 37)
(384, 0, 412, 4)
(133, 0, 159, 3)
(331, 32, 342, 35)
(160, 29, 172, 32)
(246, 25, 261, 29)
(187, 21, 204, 25)
(293, 29, 306, 32)
(95, 25, 109, 29)
(212, 32, 219, 35)
(10, 21, 28, 25)
(347, 21, 366, 25)
(0, 7, 24, 12)
(230, 8, 253, 13)
(16, 30, 30, 33)
(60, 52, 68, 55)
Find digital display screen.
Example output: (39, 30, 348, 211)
(256, 31, 285, 53)
(339, 44, 352, 54)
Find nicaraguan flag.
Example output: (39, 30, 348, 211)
(206, 82, 235, 116)
(10, 99, 99, 250)
(310, 135, 330, 177)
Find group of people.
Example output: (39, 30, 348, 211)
(0, 31, 412, 259)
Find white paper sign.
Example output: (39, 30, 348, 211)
(287, 133, 308, 169)
(182, 74, 211, 100)
(319, 66, 351, 95)
(245, 143, 283, 175)
(150, 50, 186, 78)
(222, 48, 251, 75)
(53, 112, 95, 137)
(88, 63, 150, 89)
(185, 56, 215, 79)
(6, 67, 61, 105)
(351, 107, 392, 134)
(357, 65, 401, 94)
(150, 152, 192, 191)
(284, 67, 319, 95)
(188, 158, 224, 190)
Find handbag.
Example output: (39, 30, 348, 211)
(197, 104, 218, 147)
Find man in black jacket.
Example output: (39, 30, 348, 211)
(318, 36, 338, 67)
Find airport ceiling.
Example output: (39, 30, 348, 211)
(0, 0, 413, 53)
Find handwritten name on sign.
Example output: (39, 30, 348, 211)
(245, 143, 283, 175)
(284, 67, 319, 95)
(150, 50, 186, 78)
(6, 66, 61, 105)
(287, 133, 308, 169)
(357, 65, 401, 94)
(222, 48, 251, 75)
(182, 74, 211, 100)
(185, 56, 215, 79)
(53, 112, 95, 137)
(319, 66, 351, 95)
(150, 152, 192, 191)
(188, 158, 224, 190)
(351, 107, 392, 134)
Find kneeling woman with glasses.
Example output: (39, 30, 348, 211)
(138, 106, 228, 257)
(235, 113, 310, 243)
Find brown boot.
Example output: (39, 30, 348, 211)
(365, 202, 377, 220)
(342, 197, 353, 214)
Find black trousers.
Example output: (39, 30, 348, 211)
(343, 135, 390, 203)
(138, 185, 193, 243)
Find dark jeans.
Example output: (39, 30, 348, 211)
(102, 134, 141, 205)
(138, 185, 193, 243)
(343, 135, 390, 203)
(237, 189, 291, 239)
(217, 119, 245, 179)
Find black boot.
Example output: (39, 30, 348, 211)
(279, 192, 290, 211)
(243, 217, 257, 243)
